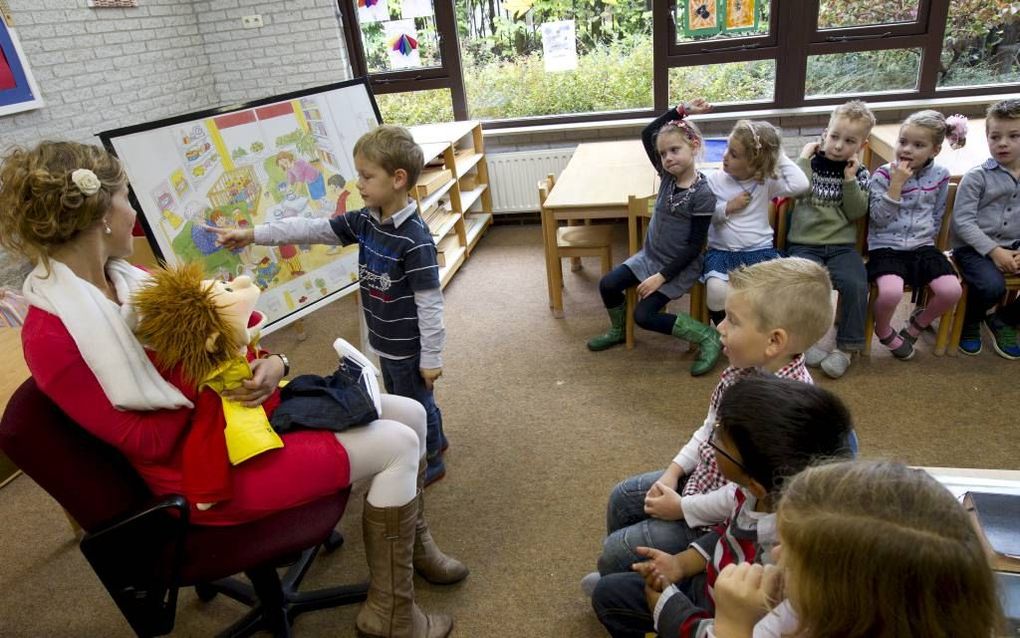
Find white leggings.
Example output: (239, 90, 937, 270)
(706, 277, 729, 312)
(333, 394, 426, 508)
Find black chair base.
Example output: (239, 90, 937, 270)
(196, 532, 368, 638)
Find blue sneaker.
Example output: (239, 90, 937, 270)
(958, 322, 982, 355)
(988, 321, 1020, 360)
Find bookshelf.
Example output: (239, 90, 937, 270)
(409, 121, 494, 289)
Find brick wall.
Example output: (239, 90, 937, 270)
(0, 0, 355, 284)
(0, 0, 218, 148)
(194, 0, 352, 105)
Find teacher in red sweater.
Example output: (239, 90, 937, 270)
(0, 141, 462, 638)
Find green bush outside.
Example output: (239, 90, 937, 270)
(375, 0, 1020, 126)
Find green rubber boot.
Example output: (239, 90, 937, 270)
(587, 304, 627, 351)
(671, 313, 722, 377)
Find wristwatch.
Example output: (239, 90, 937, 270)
(272, 353, 290, 377)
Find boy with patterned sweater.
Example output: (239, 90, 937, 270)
(785, 100, 875, 379)
(214, 125, 455, 489)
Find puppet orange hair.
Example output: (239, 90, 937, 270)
(133, 262, 244, 386)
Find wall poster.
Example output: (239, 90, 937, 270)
(0, 19, 43, 116)
(100, 78, 382, 334)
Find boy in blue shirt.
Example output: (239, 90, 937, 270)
(214, 124, 467, 584)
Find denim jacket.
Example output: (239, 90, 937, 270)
(868, 161, 950, 251)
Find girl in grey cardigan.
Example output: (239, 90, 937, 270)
(867, 110, 965, 360)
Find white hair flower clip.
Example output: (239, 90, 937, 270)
(71, 168, 102, 196)
(945, 114, 968, 150)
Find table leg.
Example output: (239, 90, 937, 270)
(544, 209, 564, 317)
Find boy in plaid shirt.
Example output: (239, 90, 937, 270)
(583, 258, 837, 590)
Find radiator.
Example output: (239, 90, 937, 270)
(486, 147, 574, 214)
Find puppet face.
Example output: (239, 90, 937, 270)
(203, 275, 259, 352)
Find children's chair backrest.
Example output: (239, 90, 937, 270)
(771, 197, 792, 251)
(936, 182, 958, 251)
(855, 215, 869, 254)
(627, 194, 654, 252)
(537, 173, 556, 236)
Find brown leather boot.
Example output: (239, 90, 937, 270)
(356, 497, 453, 638)
(413, 458, 469, 585)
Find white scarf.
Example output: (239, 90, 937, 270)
(22, 258, 194, 411)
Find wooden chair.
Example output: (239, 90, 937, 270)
(864, 182, 959, 356)
(624, 194, 707, 348)
(538, 173, 614, 317)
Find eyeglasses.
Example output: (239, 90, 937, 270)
(708, 422, 748, 474)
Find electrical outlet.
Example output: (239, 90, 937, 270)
(241, 14, 264, 29)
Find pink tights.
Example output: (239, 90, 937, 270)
(873, 274, 962, 349)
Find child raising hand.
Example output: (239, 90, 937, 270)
(587, 98, 721, 376)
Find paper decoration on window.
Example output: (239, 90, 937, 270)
(502, 0, 534, 18)
(87, 0, 139, 7)
(401, 0, 433, 19)
(683, 1, 721, 37)
(725, 0, 758, 32)
(357, 0, 390, 24)
(383, 20, 421, 70)
(540, 20, 578, 73)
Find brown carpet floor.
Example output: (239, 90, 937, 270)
(1, 223, 1017, 637)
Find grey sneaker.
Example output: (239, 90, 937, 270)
(820, 349, 852, 378)
(581, 571, 601, 597)
(804, 345, 828, 368)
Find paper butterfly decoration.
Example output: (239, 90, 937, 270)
(391, 33, 418, 56)
(358, 0, 379, 8)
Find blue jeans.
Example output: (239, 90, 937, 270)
(592, 571, 710, 638)
(786, 243, 867, 351)
(600, 470, 702, 575)
(380, 353, 444, 461)
(599, 265, 675, 335)
(953, 245, 1020, 326)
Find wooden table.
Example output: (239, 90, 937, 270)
(541, 141, 658, 317)
(866, 118, 989, 182)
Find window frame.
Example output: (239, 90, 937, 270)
(337, 0, 1016, 127)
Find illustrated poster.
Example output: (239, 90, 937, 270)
(101, 80, 380, 333)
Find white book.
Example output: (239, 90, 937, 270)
(332, 338, 382, 415)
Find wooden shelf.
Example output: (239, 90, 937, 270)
(438, 244, 467, 289)
(409, 120, 492, 290)
(460, 184, 487, 211)
(465, 213, 492, 252)
(454, 151, 483, 177)
(419, 178, 456, 211)
(428, 210, 461, 240)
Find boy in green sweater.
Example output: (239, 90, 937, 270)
(785, 100, 875, 378)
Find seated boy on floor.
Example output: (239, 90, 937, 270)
(583, 257, 836, 591)
(785, 99, 875, 379)
(591, 376, 855, 638)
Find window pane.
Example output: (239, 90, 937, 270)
(668, 60, 776, 106)
(938, 2, 1020, 88)
(376, 89, 454, 127)
(456, 0, 652, 120)
(674, 0, 769, 45)
(806, 49, 920, 97)
(354, 0, 442, 74)
(816, 2, 918, 29)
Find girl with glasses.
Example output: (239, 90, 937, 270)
(591, 375, 854, 638)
